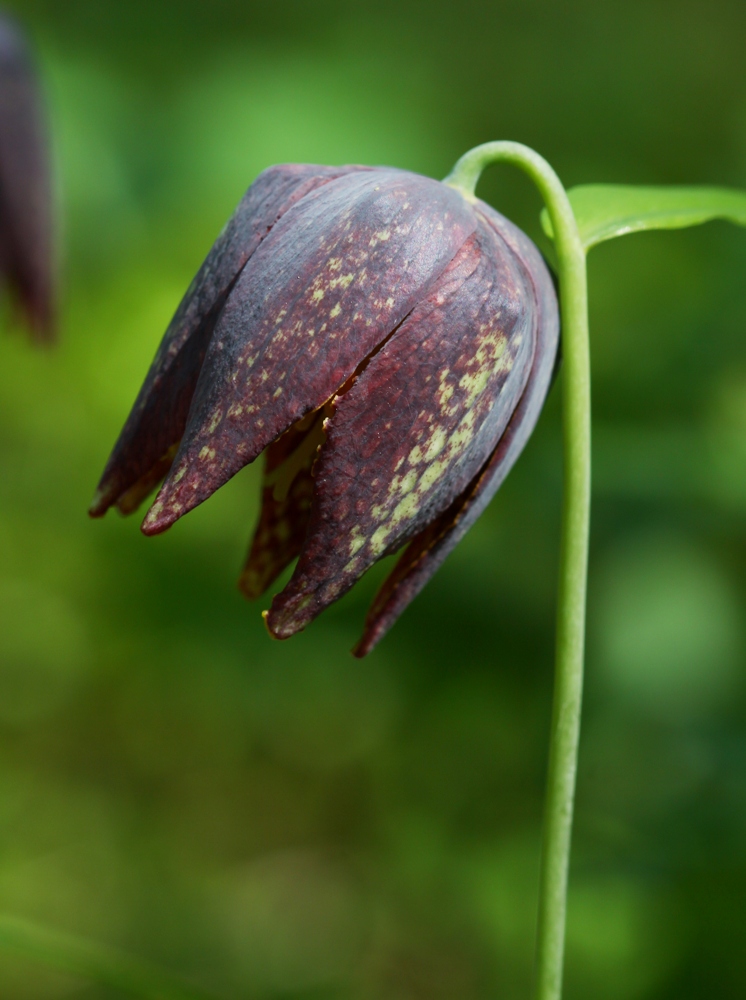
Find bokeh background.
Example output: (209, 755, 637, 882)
(1, 1, 746, 997)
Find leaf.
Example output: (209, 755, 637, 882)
(0, 912, 218, 999)
(540, 184, 746, 251)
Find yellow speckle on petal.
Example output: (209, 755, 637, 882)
(390, 492, 420, 527)
(330, 273, 355, 290)
(348, 529, 366, 557)
(399, 468, 418, 495)
(330, 303, 342, 319)
(424, 427, 447, 461)
(146, 502, 163, 522)
(370, 524, 392, 556)
(418, 459, 448, 493)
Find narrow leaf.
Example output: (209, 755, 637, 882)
(541, 184, 746, 250)
(0, 913, 218, 1000)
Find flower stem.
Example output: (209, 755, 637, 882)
(445, 142, 590, 1000)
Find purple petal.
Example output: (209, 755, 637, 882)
(141, 169, 476, 535)
(90, 163, 368, 517)
(266, 211, 539, 639)
(353, 202, 559, 656)
(239, 410, 326, 599)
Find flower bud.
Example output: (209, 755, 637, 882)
(91, 163, 559, 653)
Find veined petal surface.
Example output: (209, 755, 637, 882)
(354, 202, 560, 655)
(142, 169, 476, 535)
(90, 163, 368, 516)
(266, 212, 538, 639)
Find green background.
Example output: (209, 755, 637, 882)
(1, 1, 746, 996)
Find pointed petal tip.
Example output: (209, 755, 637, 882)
(139, 503, 176, 536)
(350, 636, 371, 659)
(264, 590, 316, 640)
(238, 572, 261, 601)
(351, 580, 411, 658)
(88, 483, 116, 518)
(261, 608, 288, 641)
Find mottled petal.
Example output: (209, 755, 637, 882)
(266, 213, 538, 639)
(353, 205, 559, 656)
(142, 170, 476, 535)
(239, 410, 325, 599)
(0, 15, 53, 340)
(90, 163, 368, 517)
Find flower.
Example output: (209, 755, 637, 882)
(90, 163, 559, 655)
(0, 14, 53, 340)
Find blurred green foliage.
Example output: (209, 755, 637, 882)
(1, 0, 746, 997)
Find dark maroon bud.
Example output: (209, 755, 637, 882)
(91, 164, 558, 654)
(0, 14, 53, 341)
(138, 169, 476, 536)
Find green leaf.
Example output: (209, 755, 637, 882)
(541, 184, 746, 251)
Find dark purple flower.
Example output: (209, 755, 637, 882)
(0, 13, 53, 341)
(90, 163, 558, 654)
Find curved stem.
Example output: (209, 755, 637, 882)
(0, 913, 218, 1000)
(445, 142, 590, 1000)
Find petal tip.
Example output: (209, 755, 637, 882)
(261, 608, 286, 641)
(139, 503, 175, 536)
(88, 484, 115, 518)
(239, 568, 266, 601)
(350, 637, 370, 659)
(351, 618, 386, 658)
(264, 595, 313, 640)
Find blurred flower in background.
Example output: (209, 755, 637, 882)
(0, 12, 53, 341)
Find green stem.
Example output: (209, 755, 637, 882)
(445, 142, 590, 1000)
(0, 913, 219, 1000)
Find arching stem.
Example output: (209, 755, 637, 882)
(445, 142, 590, 1000)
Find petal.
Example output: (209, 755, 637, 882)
(266, 212, 538, 639)
(239, 410, 325, 599)
(0, 16, 53, 340)
(353, 203, 560, 656)
(90, 163, 368, 517)
(142, 169, 476, 535)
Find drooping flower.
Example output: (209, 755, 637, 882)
(0, 13, 53, 340)
(90, 163, 559, 654)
